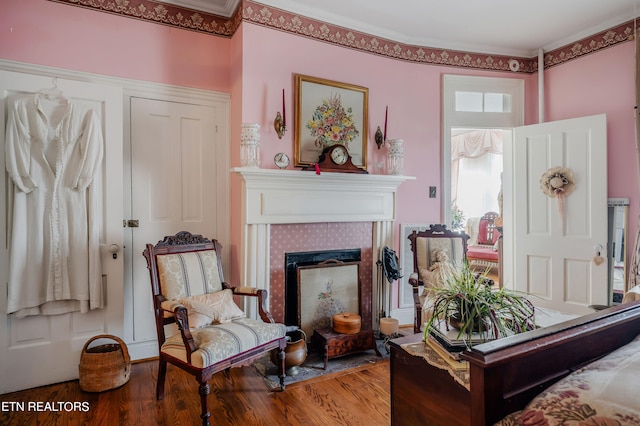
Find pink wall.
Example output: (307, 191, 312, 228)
(542, 42, 639, 265)
(1, 0, 232, 91)
(238, 23, 530, 226)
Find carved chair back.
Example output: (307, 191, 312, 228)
(407, 224, 470, 333)
(409, 224, 469, 278)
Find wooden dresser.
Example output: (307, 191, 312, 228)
(389, 334, 470, 426)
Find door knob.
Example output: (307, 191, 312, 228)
(109, 244, 120, 259)
(593, 244, 604, 266)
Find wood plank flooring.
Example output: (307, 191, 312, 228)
(0, 357, 391, 426)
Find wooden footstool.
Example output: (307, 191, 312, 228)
(311, 327, 381, 370)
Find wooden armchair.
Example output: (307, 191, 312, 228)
(142, 231, 287, 426)
(408, 224, 469, 333)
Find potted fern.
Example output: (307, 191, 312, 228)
(423, 264, 535, 347)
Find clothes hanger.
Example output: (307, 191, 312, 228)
(36, 77, 65, 101)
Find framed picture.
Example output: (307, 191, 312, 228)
(296, 260, 361, 339)
(294, 74, 368, 169)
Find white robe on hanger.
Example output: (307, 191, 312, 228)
(5, 93, 104, 318)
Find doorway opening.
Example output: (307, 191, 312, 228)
(442, 75, 524, 286)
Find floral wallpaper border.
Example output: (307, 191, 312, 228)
(48, 0, 635, 72)
(48, 0, 242, 37)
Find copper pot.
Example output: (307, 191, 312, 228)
(271, 329, 307, 374)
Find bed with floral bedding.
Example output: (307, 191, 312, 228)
(458, 300, 640, 425)
(495, 332, 640, 425)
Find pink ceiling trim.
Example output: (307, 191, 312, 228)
(48, 0, 635, 72)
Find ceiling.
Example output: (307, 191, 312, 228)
(164, 0, 640, 57)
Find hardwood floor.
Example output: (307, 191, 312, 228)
(0, 357, 391, 426)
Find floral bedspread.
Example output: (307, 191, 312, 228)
(496, 332, 640, 425)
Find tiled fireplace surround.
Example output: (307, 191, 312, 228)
(233, 168, 413, 329)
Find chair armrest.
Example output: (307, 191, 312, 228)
(233, 286, 261, 296)
(230, 285, 276, 324)
(408, 272, 421, 287)
(160, 299, 185, 314)
(409, 272, 424, 333)
(173, 305, 197, 364)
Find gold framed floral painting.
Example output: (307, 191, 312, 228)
(294, 74, 368, 169)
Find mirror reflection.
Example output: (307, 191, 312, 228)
(608, 198, 629, 305)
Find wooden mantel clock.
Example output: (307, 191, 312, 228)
(303, 143, 368, 174)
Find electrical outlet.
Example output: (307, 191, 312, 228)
(429, 186, 436, 198)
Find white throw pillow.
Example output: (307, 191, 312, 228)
(175, 289, 245, 329)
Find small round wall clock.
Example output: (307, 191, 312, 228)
(274, 152, 290, 169)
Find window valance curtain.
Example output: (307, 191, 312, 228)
(451, 129, 503, 211)
(451, 129, 503, 159)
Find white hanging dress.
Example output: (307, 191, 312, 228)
(5, 93, 104, 318)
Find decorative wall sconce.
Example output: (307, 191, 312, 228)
(274, 88, 287, 139)
(376, 106, 388, 149)
(375, 127, 384, 149)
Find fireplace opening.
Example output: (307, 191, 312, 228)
(285, 249, 371, 336)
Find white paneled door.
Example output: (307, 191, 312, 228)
(0, 71, 123, 394)
(509, 114, 608, 315)
(124, 97, 221, 355)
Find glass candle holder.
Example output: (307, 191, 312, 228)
(240, 123, 260, 167)
(386, 139, 404, 175)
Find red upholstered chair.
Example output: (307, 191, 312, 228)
(466, 211, 501, 276)
(143, 231, 287, 426)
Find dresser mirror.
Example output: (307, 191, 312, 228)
(608, 198, 629, 305)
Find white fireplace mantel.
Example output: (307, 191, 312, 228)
(231, 167, 415, 326)
(232, 167, 414, 224)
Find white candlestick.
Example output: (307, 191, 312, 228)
(380, 317, 399, 336)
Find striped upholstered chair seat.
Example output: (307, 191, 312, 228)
(161, 318, 286, 368)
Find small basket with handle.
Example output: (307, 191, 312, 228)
(78, 334, 131, 392)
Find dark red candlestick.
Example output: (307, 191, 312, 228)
(282, 89, 286, 127)
(384, 106, 388, 140)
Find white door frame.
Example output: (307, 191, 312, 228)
(442, 75, 524, 225)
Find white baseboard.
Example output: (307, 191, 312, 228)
(127, 340, 159, 361)
(390, 307, 414, 327)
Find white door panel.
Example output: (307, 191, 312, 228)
(0, 70, 123, 393)
(511, 114, 607, 315)
(127, 97, 218, 346)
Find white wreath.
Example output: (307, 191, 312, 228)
(540, 167, 575, 198)
(540, 166, 575, 224)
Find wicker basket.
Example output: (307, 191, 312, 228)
(79, 334, 131, 392)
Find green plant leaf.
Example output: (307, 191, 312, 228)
(423, 262, 535, 347)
